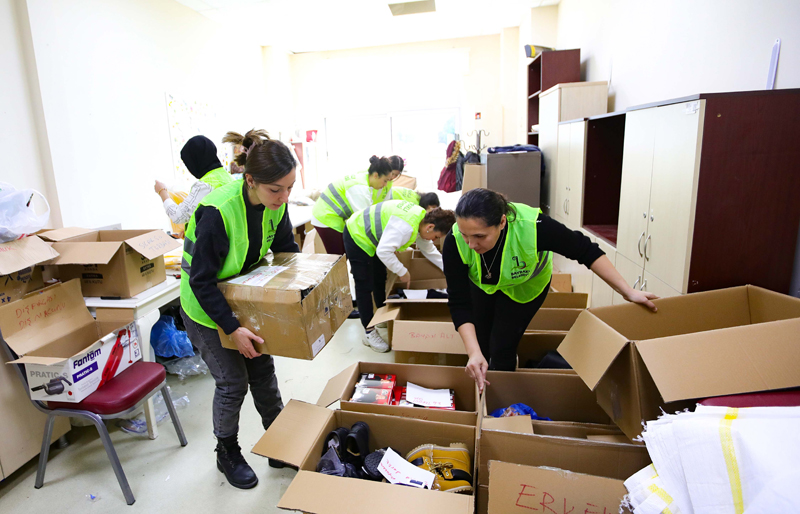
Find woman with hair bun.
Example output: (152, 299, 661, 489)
(311, 155, 394, 254)
(444, 188, 659, 392)
(180, 129, 299, 489)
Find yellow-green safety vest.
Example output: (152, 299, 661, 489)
(180, 180, 286, 328)
(199, 167, 234, 189)
(346, 200, 426, 257)
(311, 171, 390, 232)
(386, 186, 420, 204)
(452, 203, 552, 303)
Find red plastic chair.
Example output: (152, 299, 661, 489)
(1, 336, 188, 505)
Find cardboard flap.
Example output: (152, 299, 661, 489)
(278, 471, 474, 513)
(541, 292, 589, 309)
(482, 416, 534, 435)
(558, 311, 629, 390)
(251, 400, 333, 467)
(124, 230, 182, 260)
(316, 363, 359, 407)
(0, 236, 59, 275)
(384, 298, 448, 304)
(635, 318, 800, 403)
(747, 285, 800, 324)
(367, 305, 401, 328)
(9, 355, 67, 366)
(38, 227, 96, 242)
(50, 242, 121, 265)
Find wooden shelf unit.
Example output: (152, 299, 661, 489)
(526, 49, 580, 146)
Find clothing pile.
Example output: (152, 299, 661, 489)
(624, 405, 800, 514)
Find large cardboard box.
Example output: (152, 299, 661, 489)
(0, 280, 143, 402)
(385, 250, 447, 297)
(317, 362, 479, 425)
(549, 273, 572, 292)
(462, 164, 487, 193)
(253, 400, 476, 513)
(394, 351, 469, 366)
(40, 228, 181, 298)
(218, 253, 352, 360)
(487, 461, 628, 514)
(0, 236, 57, 305)
(515, 332, 569, 370)
(558, 285, 800, 439)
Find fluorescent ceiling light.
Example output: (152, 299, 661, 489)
(388, 0, 436, 16)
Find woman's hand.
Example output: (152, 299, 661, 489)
(465, 352, 490, 393)
(154, 180, 167, 194)
(624, 289, 659, 312)
(230, 327, 263, 359)
(399, 271, 412, 289)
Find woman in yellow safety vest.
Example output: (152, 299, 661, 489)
(386, 188, 441, 212)
(179, 129, 298, 490)
(310, 155, 395, 254)
(443, 188, 659, 392)
(344, 200, 456, 352)
(387, 155, 405, 183)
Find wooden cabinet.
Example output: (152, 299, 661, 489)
(612, 253, 681, 305)
(554, 120, 587, 230)
(526, 49, 581, 146)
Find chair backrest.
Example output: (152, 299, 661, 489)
(1, 329, 51, 413)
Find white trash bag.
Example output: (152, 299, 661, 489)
(0, 182, 50, 243)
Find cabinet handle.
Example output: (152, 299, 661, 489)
(637, 231, 645, 257)
(563, 199, 567, 214)
(566, 198, 570, 215)
(633, 276, 641, 290)
(644, 235, 652, 261)
(640, 279, 647, 291)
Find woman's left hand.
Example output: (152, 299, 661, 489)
(154, 180, 167, 195)
(624, 289, 659, 312)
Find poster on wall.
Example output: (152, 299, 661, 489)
(164, 92, 231, 185)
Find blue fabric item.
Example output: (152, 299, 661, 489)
(151, 315, 195, 359)
(487, 145, 541, 154)
(490, 403, 552, 421)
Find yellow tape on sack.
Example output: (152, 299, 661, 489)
(719, 408, 744, 514)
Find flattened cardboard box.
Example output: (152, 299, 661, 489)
(0, 280, 142, 402)
(0, 236, 58, 304)
(40, 228, 181, 298)
(317, 362, 479, 426)
(253, 400, 475, 513)
(558, 285, 800, 439)
(218, 253, 352, 360)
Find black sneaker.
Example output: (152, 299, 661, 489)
(216, 437, 258, 489)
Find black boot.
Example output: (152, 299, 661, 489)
(216, 435, 258, 489)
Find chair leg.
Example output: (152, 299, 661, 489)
(89, 414, 135, 505)
(34, 414, 56, 489)
(160, 385, 188, 447)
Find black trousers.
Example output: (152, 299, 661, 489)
(470, 281, 550, 371)
(343, 227, 387, 329)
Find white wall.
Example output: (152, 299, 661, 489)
(21, 0, 268, 230)
(557, 0, 800, 111)
(261, 46, 295, 141)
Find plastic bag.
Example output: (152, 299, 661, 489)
(163, 354, 208, 380)
(150, 315, 194, 359)
(490, 403, 551, 421)
(117, 386, 189, 434)
(0, 182, 50, 243)
(167, 189, 188, 236)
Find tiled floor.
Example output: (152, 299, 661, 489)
(0, 320, 393, 513)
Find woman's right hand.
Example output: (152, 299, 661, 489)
(399, 271, 412, 289)
(231, 327, 263, 359)
(466, 352, 490, 393)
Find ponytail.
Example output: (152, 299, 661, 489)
(223, 129, 295, 184)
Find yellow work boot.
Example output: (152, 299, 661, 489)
(405, 443, 473, 494)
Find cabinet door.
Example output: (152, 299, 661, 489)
(641, 270, 682, 300)
(591, 238, 616, 308)
(554, 123, 571, 224)
(612, 253, 644, 305)
(567, 121, 587, 229)
(645, 100, 704, 293)
(616, 108, 658, 268)
(538, 90, 561, 214)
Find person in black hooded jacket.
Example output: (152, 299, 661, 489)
(155, 135, 234, 229)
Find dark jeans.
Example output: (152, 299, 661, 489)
(343, 227, 387, 329)
(314, 225, 346, 255)
(181, 309, 283, 439)
(470, 282, 550, 371)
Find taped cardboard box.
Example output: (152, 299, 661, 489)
(0, 236, 57, 305)
(253, 400, 476, 513)
(317, 362, 479, 426)
(218, 253, 352, 360)
(487, 461, 629, 514)
(40, 228, 181, 298)
(558, 284, 800, 439)
(0, 280, 142, 402)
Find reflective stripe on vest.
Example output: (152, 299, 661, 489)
(346, 200, 425, 257)
(320, 183, 353, 220)
(363, 202, 384, 246)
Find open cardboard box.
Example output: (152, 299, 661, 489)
(549, 273, 572, 293)
(0, 280, 143, 402)
(384, 250, 447, 298)
(515, 332, 570, 371)
(0, 236, 58, 304)
(253, 400, 476, 513)
(487, 461, 629, 514)
(218, 253, 352, 360)
(40, 227, 181, 298)
(558, 284, 800, 439)
(317, 362, 479, 426)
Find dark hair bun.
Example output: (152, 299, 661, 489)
(369, 155, 380, 165)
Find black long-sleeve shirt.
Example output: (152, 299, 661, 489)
(189, 182, 299, 335)
(443, 213, 604, 329)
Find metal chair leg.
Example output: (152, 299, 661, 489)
(160, 385, 188, 447)
(89, 414, 135, 505)
(34, 414, 56, 489)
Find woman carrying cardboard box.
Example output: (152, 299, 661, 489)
(344, 200, 456, 352)
(179, 129, 299, 490)
(443, 188, 658, 392)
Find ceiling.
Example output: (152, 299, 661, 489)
(176, 0, 559, 53)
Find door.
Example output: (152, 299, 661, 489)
(642, 270, 682, 300)
(612, 253, 644, 305)
(554, 123, 571, 224)
(591, 238, 616, 308)
(566, 120, 587, 229)
(616, 108, 658, 268)
(644, 100, 705, 293)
